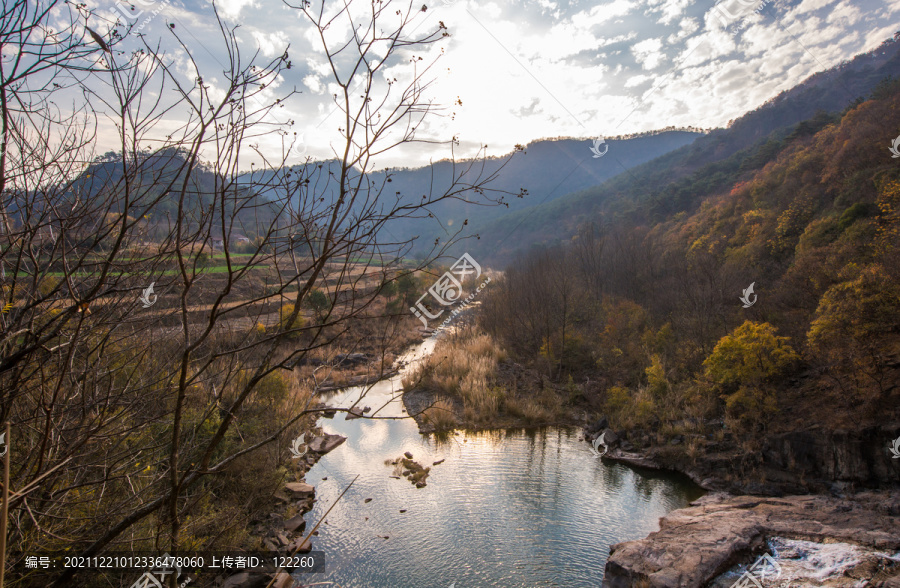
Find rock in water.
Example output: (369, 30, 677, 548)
(308, 434, 347, 454)
(345, 406, 365, 420)
(287, 537, 312, 553)
(272, 571, 295, 588)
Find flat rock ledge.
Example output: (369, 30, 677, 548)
(604, 491, 900, 588)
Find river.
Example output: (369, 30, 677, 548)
(297, 338, 703, 587)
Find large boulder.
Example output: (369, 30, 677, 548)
(586, 416, 609, 434)
(283, 514, 306, 533)
(284, 482, 315, 496)
(308, 434, 346, 454)
(599, 428, 619, 446)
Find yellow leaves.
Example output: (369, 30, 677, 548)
(277, 303, 305, 334)
(741, 209, 765, 223)
(875, 180, 900, 254)
(539, 337, 554, 360)
(723, 385, 778, 425)
(808, 263, 899, 351)
(688, 235, 708, 254)
(704, 321, 799, 388)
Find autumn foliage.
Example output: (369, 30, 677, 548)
(478, 79, 900, 435)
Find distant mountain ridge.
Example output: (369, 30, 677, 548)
(241, 130, 703, 257)
(463, 32, 900, 266)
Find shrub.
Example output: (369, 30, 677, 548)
(704, 321, 799, 389)
(403, 327, 507, 425)
(705, 321, 798, 433)
(278, 303, 305, 336)
(304, 288, 331, 320)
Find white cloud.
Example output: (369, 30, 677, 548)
(251, 30, 289, 58)
(656, 0, 693, 25)
(80, 0, 899, 168)
(632, 37, 666, 69)
(216, 0, 257, 19)
(303, 75, 325, 94)
(624, 73, 653, 87)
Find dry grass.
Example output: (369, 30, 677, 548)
(422, 397, 458, 431)
(505, 396, 549, 425)
(403, 327, 507, 425)
(686, 436, 702, 463)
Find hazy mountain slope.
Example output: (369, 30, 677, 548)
(244, 130, 703, 255)
(465, 33, 900, 266)
(69, 149, 279, 235)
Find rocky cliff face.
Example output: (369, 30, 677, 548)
(762, 424, 900, 490)
(599, 421, 900, 496)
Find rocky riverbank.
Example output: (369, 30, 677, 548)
(318, 323, 900, 587)
(582, 415, 900, 495)
(603, 492, 900, 587)
(584, 417, 900, 587)
(215, 425, 346, 588)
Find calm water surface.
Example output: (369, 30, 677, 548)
(298, 339, 703, 587)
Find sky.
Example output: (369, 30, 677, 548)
(81, 0, 900, 169)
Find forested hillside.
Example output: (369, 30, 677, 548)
(66, 148, 282, 242)
(475, 78, 900, 439)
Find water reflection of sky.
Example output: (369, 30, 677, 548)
(298, 341, 703, 588)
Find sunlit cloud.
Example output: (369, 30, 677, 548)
(82, 0, 895, 169)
